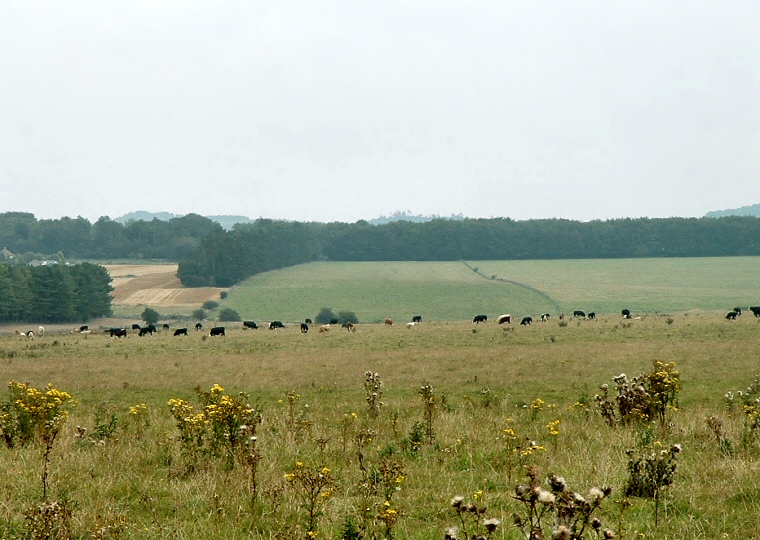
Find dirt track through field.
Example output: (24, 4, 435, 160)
(105, 264, 225, 307)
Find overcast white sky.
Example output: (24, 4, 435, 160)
(2, 1, 759, 223)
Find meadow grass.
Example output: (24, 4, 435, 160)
(1, 312, 759, 539)
(218, 258, 760, 324)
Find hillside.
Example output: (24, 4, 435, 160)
(705, 203, 760, 218)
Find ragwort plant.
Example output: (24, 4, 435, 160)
(167, 383, 262, 470)
(0, 381, 76, 500)
(283, 461, 336, 535)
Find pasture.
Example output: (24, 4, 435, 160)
(219, 257, 760, 323)
(1, 311, 759, 539)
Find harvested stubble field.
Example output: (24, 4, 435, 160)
(1, 312, 759, 539)
(104, 264, 224, 316)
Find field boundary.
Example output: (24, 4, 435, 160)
(461, 260, 564, 312)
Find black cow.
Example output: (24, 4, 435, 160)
(131, 323, 142, 330)
(412, 315, 422, 323)
(210, 326, 226, 337)
(300, 322, 309, 333)
(243, 321, 259, 330)
(305, 318, 313, 325)
(473, 314, 488, 324)
(139, 326, 155, 337)
(725, 311, 738, 320)
(109, 328, 127, 338)
(540, 313, 550, 322)
(573, 310, 586, 319)
(173, 327, 188, 336)
(587, 312, 596, 320)
(520, 316, 533, 326)
(621, 309, 632, 319)
(497, 314, 512, 324)
(269, 321, 285, 330)
(162, 323, 170, 330)
(750, 307, 760, 317)
(78, 325, 89, 332)
(195, 322, 203, 331)
(733, 307, 743, 316)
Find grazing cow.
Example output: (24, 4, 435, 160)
(78, 325, 89, 333)
(572, 310, 586, 319)
(329, 318, 339, 325)
(269, 321, 285, 330)
(726, 311, 738, 320)
(384, 318, 394, 326)
(173, 327, 188, 336)
(209, 326, 226, 337)
(132, 323, 142, 330)
(243, 321, 259, 330)
(520, 316, 533, 326)
(750, 306, 760, 317)
(497, 314, 512, 324)
(162, 323, 170, 330)
(345, 322, 356, 332)
(109, 328, 127, 338)
(195, 322, 203, 331)
(139, 326, 154, 337)
(412, 315, 422, 323)
(38, 326, 44, 336)
(305, 318, 313, 325)
(587, 312, 596, 320)
(621, 309, 632, 319)
(300, 323, 309, 333)
(733, 307, 742, 316)
(319, 324, 330, 333)
(540, 313, 550, 322)
(406, 322, 416, 329)
(473, 314, 488, 324)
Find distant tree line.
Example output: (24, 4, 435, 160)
(3, 211, 760, 289)
(0, 212, 223, 262)
(176, 216, 760, 286)
(0, 263, 112, 323)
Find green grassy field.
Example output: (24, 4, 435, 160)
(1, 310, 759, 539)
(218, 258, 760, 323)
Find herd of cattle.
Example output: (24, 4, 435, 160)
(11, 306, 760, 339)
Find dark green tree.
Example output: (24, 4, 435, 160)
(315, 307, 337, 324)
(218, 307, 241, 322)
(141, 307, 160, 325)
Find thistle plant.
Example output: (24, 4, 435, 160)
(448, 494, 500, 540)
(624, 441, 681, 527)
(418, 381, 436, 444)
(364, 371, 384, 418)
(594, 361, 680, 427)
(512, 465, 613, 540)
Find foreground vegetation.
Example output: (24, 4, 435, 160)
(1, 312, 759, 539)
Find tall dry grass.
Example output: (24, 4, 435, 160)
(0, 314, 758, 538)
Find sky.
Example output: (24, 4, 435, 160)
(2, 1, 759, 224)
